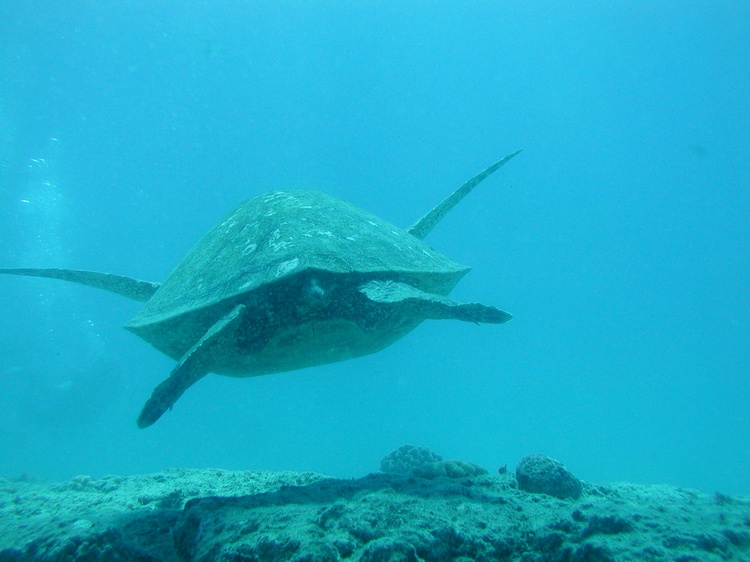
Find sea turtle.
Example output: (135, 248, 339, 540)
(1, 150, 521, 427)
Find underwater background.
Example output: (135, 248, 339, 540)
(0, 1, 747, 496)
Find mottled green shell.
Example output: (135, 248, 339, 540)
(128, 190, 469, 330)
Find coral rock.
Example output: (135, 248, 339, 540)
(412, 460, 488, 479)
(380, 445, 443, 475)
(516, 453, 583, 500)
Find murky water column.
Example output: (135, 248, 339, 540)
(2, 137, 123, 442)
(17, 137, 69, 268)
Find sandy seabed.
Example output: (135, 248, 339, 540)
(1, 467, 749, 561)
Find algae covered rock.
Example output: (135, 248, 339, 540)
(380, 444, 443, 475)
(516, 453, 583, 500)
(412, 460, 488, 479)
(3, 468, 750, 560)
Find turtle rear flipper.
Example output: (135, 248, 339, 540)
(0, 268, 159, 302)
(360, 280, 512, 324)
(137, 304, 246, 428)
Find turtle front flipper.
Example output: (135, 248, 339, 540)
(408, 149, 522, 240)
(359, 280, 512, 324)
(137, 304, 246, 428)
(0, 268, 160, 302)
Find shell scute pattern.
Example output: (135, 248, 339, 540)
(127, 190, 467, 331)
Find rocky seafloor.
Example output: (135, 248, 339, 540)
(1, 447, 749, 561)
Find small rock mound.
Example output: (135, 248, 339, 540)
(412, 460, 488, 479)
(380, 445, 443, 475)
(516, 453, 583, 500)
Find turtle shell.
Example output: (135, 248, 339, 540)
(125, 190, 469, 356)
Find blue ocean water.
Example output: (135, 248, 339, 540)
(0, 2, 747, 495)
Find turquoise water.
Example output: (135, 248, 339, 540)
(0, 2, 747, 495)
